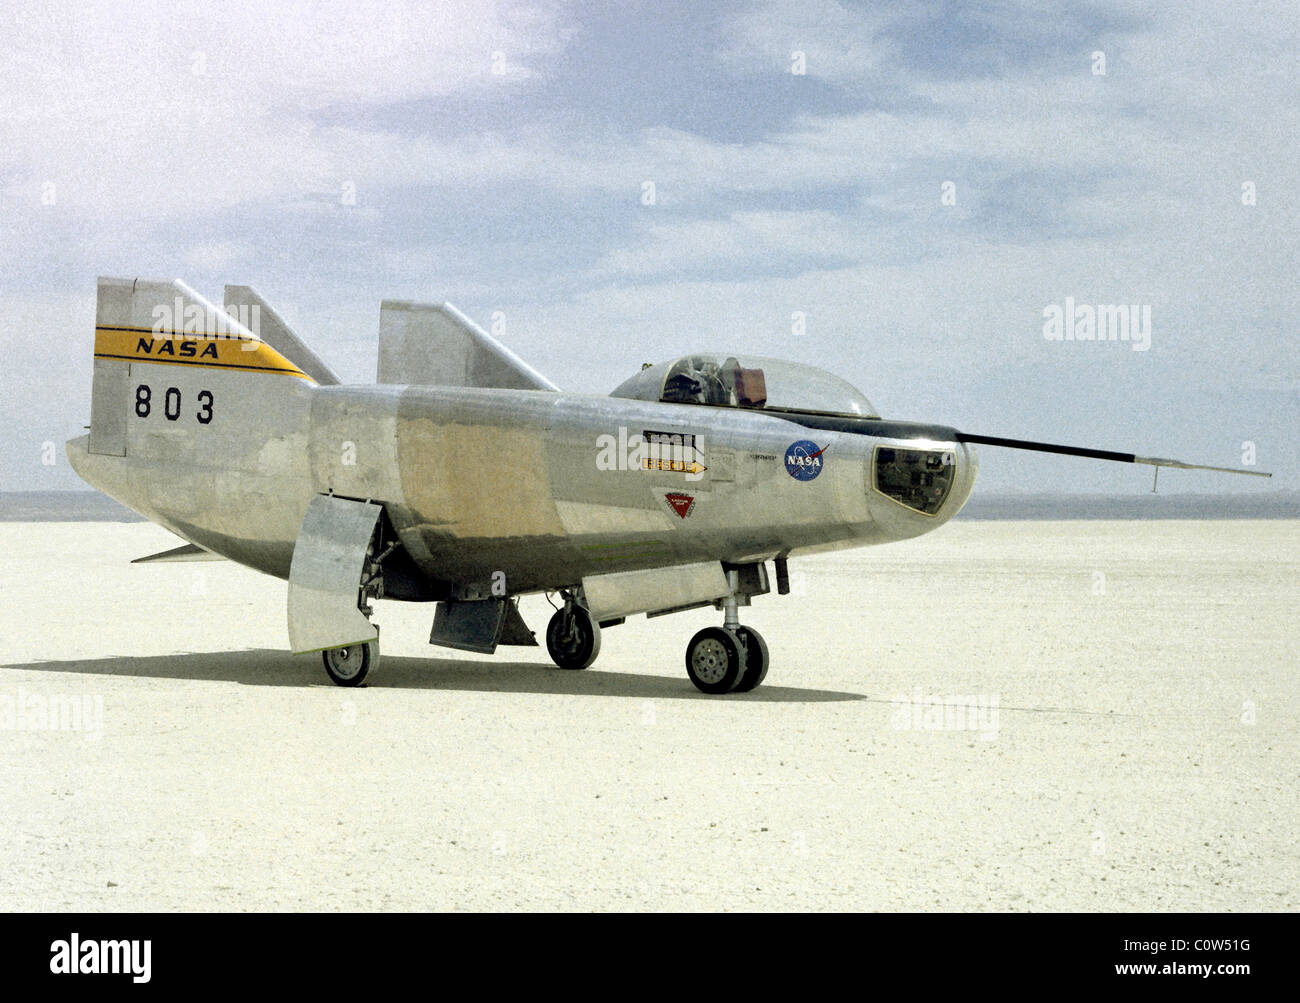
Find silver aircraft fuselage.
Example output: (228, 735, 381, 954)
(68, 378, 978, 598)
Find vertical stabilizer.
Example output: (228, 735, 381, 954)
(224, 285, 340, 386)
(89, 277, 310, 455)
(377, 300, 558, 390)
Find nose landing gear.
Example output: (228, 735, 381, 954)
(730, 624, 768, 692)
(684, 624, 768, 694)
(684, 567, 769, 694)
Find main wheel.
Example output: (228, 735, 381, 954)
(685, 627, 746, 694)
(322, 640, 377, 687)
(730, 626, 769, 692)
(546, 606, 601, 669)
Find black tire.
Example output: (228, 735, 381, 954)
(730, 626, 769, 692)
(322, 640, 377, 687)
(546, 606, 601, 669)
(685, 626, 746, 694)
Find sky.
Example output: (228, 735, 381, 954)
(1, 0, 1296, 494)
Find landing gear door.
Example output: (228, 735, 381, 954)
(287, 494, 382, 653)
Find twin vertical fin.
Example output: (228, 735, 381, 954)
(378, 300, 558, 390)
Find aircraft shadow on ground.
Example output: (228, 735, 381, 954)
(1, 649, 865, 703)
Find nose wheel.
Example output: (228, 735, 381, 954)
(685, 624, 767, 694)
(685, 566, 769, 694)
(730, 625, 768, 692)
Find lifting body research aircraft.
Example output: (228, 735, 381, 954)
(68, 278, 1269, 693)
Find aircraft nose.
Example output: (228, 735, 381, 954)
(870, 443, 962, 516)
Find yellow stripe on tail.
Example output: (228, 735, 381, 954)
(94, 326, 312, 380)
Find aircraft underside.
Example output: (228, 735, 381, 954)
(284, 490, 796, 692)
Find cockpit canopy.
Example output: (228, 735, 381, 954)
(610, 353, 879, 418)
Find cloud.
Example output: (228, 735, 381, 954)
(719, 0, 1141, 84)
(0, 1, 572, 219)
(589, 211, 864, 279)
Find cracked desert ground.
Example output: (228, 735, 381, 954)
(1, 519, 1296, 911)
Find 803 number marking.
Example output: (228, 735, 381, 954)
(135, 385, 214, 425)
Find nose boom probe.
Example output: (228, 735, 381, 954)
(953, 432, 1272, 492)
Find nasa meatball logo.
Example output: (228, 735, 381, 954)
(784, 440, 826, 481)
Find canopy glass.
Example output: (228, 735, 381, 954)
(610, 354, 879, 418)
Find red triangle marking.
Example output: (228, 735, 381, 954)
(665, 493, 695, 519)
